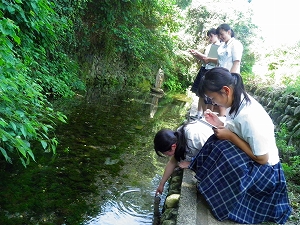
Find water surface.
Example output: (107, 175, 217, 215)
(0, 89, 191, 225)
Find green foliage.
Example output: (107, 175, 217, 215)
(276, 123, 299, 183)
(282, 157, 300, 185)
(0, 35, 65, 166)
(166, 0, 258, 91)
(65, 0, 258, 93)
(276, 124, 296, 156)
(78, 0, 182, 88)
(254, 41, 300, 88)
(0, 0, 85, 166)
(285, 76, 300, 96)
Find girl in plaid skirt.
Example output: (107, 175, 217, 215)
(183, 67, 292, 224)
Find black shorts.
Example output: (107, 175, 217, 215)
(190, 67, 212, 104)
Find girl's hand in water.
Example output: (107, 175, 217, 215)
(204, 109, 223, 127)
(156, 184, 164, 195)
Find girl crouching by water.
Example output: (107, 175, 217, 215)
(154, 120, 214, 196)
(181, 67, 292, 224)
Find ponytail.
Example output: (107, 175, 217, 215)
(198, 67, 250, 115)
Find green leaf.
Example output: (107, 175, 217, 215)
(20, 157, 27, 168)
(0, 147, 12, 163)
(41, 140, 47, 149)
(20, 124, 27, 138)
(42, 125, 48, 133)
(27, 149, 36, 162)
(7, 6, 15, 14)
(0, 118, 8, 127)
(51, 144, 57, 154)
(10, 122, 17, 131)
(15, 139, 27, 157)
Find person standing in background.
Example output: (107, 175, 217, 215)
(203, 23, 243, 116)
(189, 28, 221, 118)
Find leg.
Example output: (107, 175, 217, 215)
(197, 97, 206, 117)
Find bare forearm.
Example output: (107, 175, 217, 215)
(159, 157, 178, 186)
(205, 57, 218, 65)
(228, 133, 268, 165)
(230, 60, 240, 73)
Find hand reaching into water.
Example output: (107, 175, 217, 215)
(156, 183, 164, 196)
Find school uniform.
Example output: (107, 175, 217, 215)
(218, 37, 243, 72)
(178, 120, 214, 162)
(191, 42, 220, 103)
(189, 94, 292, 224)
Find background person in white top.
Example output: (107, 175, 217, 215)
(204, 23, 243, 73)
(189, 28, 221, 118)
(204, 23, 243, 116)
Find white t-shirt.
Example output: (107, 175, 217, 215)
(225, 94, 279, 165)
(218, 37, 243, 72)
(179, 120, 214, 161)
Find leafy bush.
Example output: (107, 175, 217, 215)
(77, 0, 183, 89)
(0, 0, 85, 166)
(276, 123, 299, 183)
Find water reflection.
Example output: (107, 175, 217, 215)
(150, 93, 164, 119)
(0, 89, 190, 225)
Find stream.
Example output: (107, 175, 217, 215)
(0, 88, 192, 225)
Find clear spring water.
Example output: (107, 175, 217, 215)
(0, 89, 191, 225)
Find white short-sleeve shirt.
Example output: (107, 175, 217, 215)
(178, 120, 214, 161)
(218, 37, 243, 71)
(225, 94, 279, 165)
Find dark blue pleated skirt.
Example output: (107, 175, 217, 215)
(189, 135, 292, 224)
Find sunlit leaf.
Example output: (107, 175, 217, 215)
(20, 125, 27, 138)
(27, 149, 36, 162)
(41, 140, 47, 149)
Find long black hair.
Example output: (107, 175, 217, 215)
(154, 125, 187, 162)
(216, 23, 235, 37)
(207, 28, 217, 36)
(198, 67, 250, 115)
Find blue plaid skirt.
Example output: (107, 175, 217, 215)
(189, 135, 292, 224)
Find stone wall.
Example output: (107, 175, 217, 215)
(158, 168, 183, 225)
(247, 84, 300, 153)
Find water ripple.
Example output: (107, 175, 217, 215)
(84, 187, 153, 225)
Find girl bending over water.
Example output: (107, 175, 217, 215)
(154, 120, 214, 195)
